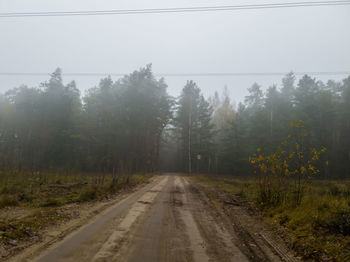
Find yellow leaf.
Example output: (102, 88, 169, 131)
(308, 164, 316, 172)
(325, 161, 329, 166)
(291, 121, 295, 127)
(298, 120, 303, 128)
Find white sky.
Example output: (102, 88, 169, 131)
(0, 0, 349, 104)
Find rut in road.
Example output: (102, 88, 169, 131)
(27, 174, 292, 262)
(32, 176, 169, 262)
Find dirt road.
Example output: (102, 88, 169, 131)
(17, 174, 296, 262)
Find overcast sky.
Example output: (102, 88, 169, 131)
(0, 0, 349, 104)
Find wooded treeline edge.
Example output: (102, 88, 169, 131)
(0, 65, 349, 178)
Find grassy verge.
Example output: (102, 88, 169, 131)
(0, 171, 152, 253)
(192, 175, 350, 262)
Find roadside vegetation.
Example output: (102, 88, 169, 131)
(0, 171, 151, 258)
(194, 175, 350, 261)
(193, 121, 349, 261)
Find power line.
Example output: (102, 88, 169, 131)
(0, 1, 349, 18)
(0, 72, 349, 77)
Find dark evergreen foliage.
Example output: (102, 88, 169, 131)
(0, 65, 172, 174)
(216, 73, 350, 178)
(0, 68, 349, 178)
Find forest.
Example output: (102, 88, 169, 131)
(1, 66, 350, 261)
(0, 65, 349, 179)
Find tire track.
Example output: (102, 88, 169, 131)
(173, 177, 210, 262)
(93, 176, 169, 261)
(180, 177, 249, 262)
(28, 174, 297, 262)
(33, 176, 168, 262)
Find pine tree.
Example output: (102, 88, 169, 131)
(173, 81, 214, 173)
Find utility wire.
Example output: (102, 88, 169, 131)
(0, 1, 349, 18)
(0, 72, 349, 77)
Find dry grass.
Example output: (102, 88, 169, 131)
(0, 171, 152, 250)
(193, 175, 350, 262)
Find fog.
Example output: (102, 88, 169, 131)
(1, 2, 350, 260)
(1, 0, 349, 103)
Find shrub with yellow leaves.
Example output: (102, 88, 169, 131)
(249, 120, 327, 207)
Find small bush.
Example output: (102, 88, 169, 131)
(62, 191, 79, 204)
(18, 192, 34, 202)
(249, 121, 326, 207)
(77, 186, 97, 202)
(257, 186, 286, 207)
(329, 184, 341, 196)
(317, 201, 330, 212)
(313, 210, 350, 236)
(343, 186, 350, 199)
(0, 195, 19, 208)
(106, 177, 120, 194)
(40, 198, 62, 207)
(279, 214, 290, 225)
(0, 185, 18, 194)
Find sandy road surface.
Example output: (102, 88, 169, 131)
(15, 174, 295, 262)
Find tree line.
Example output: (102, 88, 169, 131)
(161, 72, 350, 179)
(0, 65, 171, 174)
(209, 73, 350, 178)
(0, 65, 349, 178)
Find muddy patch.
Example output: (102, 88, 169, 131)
(190, 181, 299, 262)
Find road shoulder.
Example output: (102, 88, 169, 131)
(189, 176, 299, 261)
(6, 176, 159, 262)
